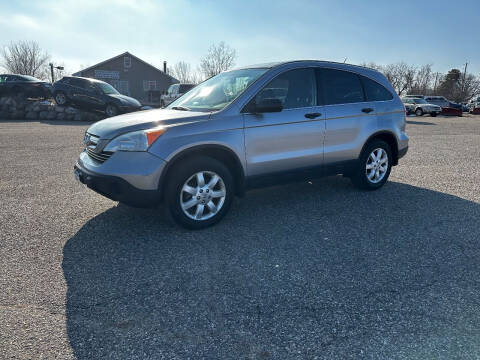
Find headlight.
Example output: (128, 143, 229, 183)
(103, 127, 166, 152)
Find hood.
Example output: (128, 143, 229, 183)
(107, 94, 141, 106)
(87, 109, 211, 139)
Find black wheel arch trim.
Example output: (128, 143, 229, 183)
(159, 144, 246, 198)
(360, 130, 399, 166)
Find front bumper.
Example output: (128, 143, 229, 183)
(75, 150, 167, 207)
(74, 164, 161, 207)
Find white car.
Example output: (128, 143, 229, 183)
(160, 83, 195, 107)
(402, 97, 442, 117)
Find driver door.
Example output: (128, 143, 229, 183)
(243, 68, 325, 176)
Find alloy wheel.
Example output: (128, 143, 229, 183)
(180, 171, 226, 221)
(365, 148, 388, 184)
(56, 93, 66, 105)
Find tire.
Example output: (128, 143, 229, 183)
(415, 108, 424, 116)
(166, 156, 234, 229)
(54, 91, 67, 105)
(105, 104, 118, 117)
(160, 100, 165, 108)
(431, 112, 437, 117)
(350, 139, 392, 190)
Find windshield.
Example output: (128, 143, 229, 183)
(97, 82, 119, 95)
(168, 68, 268, 112)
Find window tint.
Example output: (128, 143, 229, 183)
(69, 78, 86, 88)
(361, 76, 393, 101)
(323, 69, 364, 105)
(179, 84, 195, 93)
(254, 68, 316, 110)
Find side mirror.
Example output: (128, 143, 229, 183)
(250, 98, 283, 113)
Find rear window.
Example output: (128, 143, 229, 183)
(322, 68, 364, 105)
(361, 76, 393, 101)
(18, 75, 39, 82)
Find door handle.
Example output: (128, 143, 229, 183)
(362, 108, 374, 114)
(304, 112, 322, 119)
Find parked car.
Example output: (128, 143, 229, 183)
(403, 101, 415, 115)
(160, 83, 196, 107)
(0, 74, 53, 99)
(53, 76, 141, 117)
(468, 98, 480, 113)
(424, 96, 450, 108)
(402, 97, 441, 116)
(461, 103, 470, 112)
(74, 60, 409, 229)
(404, 94, 425, 99)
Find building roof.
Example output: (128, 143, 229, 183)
(72, 51, 178, 81)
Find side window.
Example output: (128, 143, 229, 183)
(323, 69, 364, 105)
(253, 68, 316, 110)
(361, 76, 393, 101)
(70, 78, 84, 88)
(172, 84, 179, 94)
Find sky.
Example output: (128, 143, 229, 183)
(0, 0, 479, 75)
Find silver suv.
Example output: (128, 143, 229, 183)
(74, 61, 409, 229)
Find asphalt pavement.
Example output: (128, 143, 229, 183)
(1, 115, 479, 359)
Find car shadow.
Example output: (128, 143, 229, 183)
(406, 120, 436, 125)
(63, 177, 480, 359)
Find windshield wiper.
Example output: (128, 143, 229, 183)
(171, 106, 191, 111)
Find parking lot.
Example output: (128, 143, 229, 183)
(1, 115, 479, 359)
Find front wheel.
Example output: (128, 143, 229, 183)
(55, 91, 67, 105)
(166, 156, 234, 229)
(431, 112, 437, 117)
(105, 104, 118, 117)
(350, 140, 392, 190)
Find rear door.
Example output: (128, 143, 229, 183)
(69, 78, 89, 105)
(321, 68, 377, 165)
(244, 67, 325, 176)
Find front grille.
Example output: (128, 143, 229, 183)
(86, 148, 112, 163)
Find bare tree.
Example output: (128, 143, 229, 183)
(199, 41, 236, 79)
(382, 62, 417, 96)
(1, 41, 50, 79)
(170, 61, 199, 84)
(458, 73, 480, 103)
(411, 64, 433, 95)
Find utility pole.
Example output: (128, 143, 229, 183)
(49, 63, 64, 83)
(462, 62, 468, 101)
(433, 72, 439, 94)
(49, 63, 54, 83)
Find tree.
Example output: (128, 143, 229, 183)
(199, 41, 236, 79)
(1, 40, 50, 79)
(382, 62, 417, 96)
(170, 61, 199, 84)
(437, 69, 462, 101)
(411, 64, 433, 95)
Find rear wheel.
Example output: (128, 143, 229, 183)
(351, 140, 392, 190)
(166, 156, 234, 229)
(415, 108, 424, 116)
